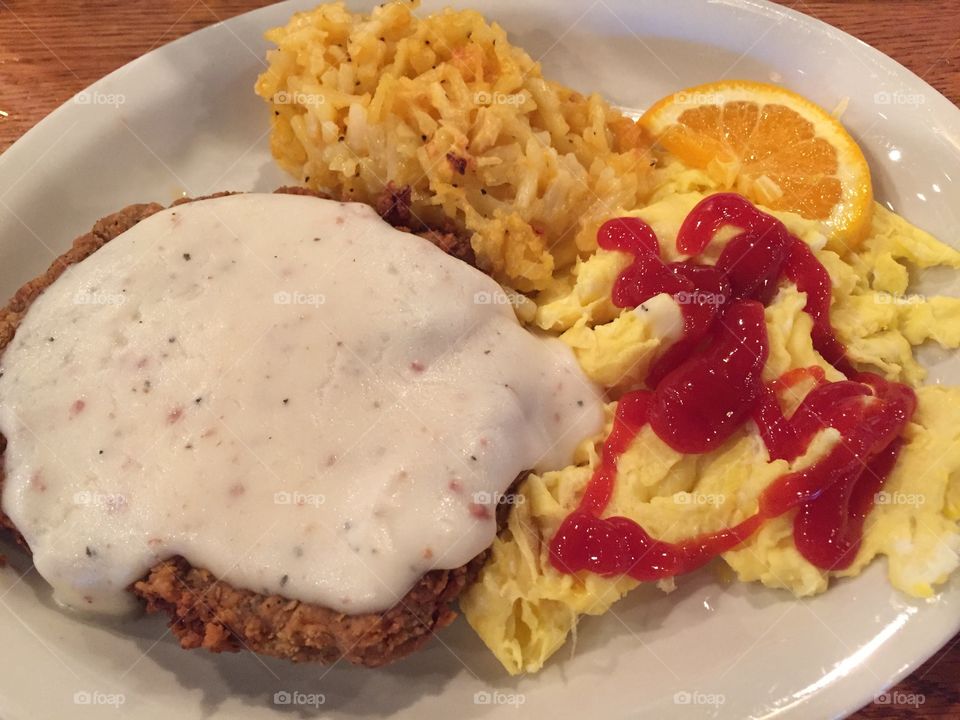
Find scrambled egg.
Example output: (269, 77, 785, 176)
(460, 162, 960, 675)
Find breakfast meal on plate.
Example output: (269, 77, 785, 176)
(2, 0, 959, 677)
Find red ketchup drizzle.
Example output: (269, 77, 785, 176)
(549, 193, 916, 581)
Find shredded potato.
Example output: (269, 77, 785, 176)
(255, 0, 653, 291)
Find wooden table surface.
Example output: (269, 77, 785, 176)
(0, 1, 958, 717)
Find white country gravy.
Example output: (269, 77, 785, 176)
(0, 193, 604, 615)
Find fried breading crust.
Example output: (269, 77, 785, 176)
(134, 553, 486, 665)
(0, 186, 482, 667)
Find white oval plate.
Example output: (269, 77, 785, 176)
(0, 1, 957, 718)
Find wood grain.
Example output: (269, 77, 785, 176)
(0, 1, 958, 718)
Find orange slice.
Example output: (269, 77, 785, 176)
(640, 80, 873, 252)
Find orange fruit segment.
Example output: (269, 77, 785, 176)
(640, 80, 873, 253)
